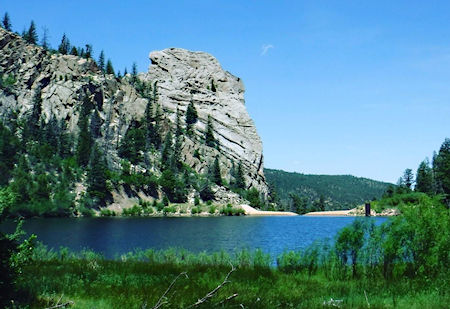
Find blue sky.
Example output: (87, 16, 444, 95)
(3, 1, 449, 183)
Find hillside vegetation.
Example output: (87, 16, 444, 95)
(265, 168, 392, 212)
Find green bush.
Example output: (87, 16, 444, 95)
(122, 205, 142, 216)
(208, 205, 217, 214)
(100, 208, 116, 216)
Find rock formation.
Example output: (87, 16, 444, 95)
(0, 27, 268, 206)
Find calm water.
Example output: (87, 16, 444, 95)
(3, 216, 387, 258)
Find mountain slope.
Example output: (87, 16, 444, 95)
(0, 27, 268, 216)
(265, 168, 392, 210)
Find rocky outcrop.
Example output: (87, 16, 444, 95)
(142, 48, 267, 194)
(0, 27, 268, 203)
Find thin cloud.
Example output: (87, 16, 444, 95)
(261, 44, 274, 56)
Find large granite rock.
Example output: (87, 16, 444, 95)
(144, 48, 267, 194)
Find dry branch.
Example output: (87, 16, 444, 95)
(187, 264, 236, 308)
(151, 272, 188, 309)
(44, 301, 74, 309)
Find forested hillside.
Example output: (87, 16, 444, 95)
(265, 168, 392, 211)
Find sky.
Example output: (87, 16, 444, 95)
(2, 1, 449, 183)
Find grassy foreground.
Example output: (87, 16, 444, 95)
(19, 254, 447, 309)
(6, 193, 450, 308)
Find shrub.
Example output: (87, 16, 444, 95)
(122, 205, 142, 216)
(208, 205, 217, 214)
(100, 208, 116, 216)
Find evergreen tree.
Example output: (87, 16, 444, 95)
(434, 138, 450, 198)
(87, 143, 109, 205)
(118, 124, 146, 164)
(211, 79, 216, 92)
(204, 115, 217, 148)
(106, 59, 115, 76)
(33, 173, 50, 201)
(153, 102, 162, 149)
(401, 168, 414, 190)
(0, 124, 19, 186)
(76, 103, 93, 167)
(235, 161, 246, 190)
(247, 188, 262, 208)
(98, 50, 105, 73)
(161, 130, 173, 169)
(40, 27, 49, 50)
(84, 44, 92, 59)
(25, 21, 38, 44)
(211, 156, 222, 186)
(58, 34, 70, 55)
(185, 98, 198, 136)
(123, 67, 128, 76)
(171, 108, 183, 171)
(131, 62, 138, 83)
(90, 109, 102, 138)
(2, 12, 12, 31)
(10, 156, 32, 204)
(24, 86, 42, 141)
(415, 159, 433, 195)
(290, 193, 308, 214)
(70, 46, 78, 56)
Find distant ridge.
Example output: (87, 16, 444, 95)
(265, 168, 392, 210)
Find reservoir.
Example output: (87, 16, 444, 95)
(4, 216, 387, 259)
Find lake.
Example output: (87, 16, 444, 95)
(3, 216, 388, 259)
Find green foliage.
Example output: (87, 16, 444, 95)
(118, 123, 145, 164)
(210, 156, 222, 186)
(433, 138, 450, 199)
(289, 193, 309, 214)
(159, 170, 187, 203)
(265, 168, 392, 210)
(199, 180, 214, 201)
(204, 115, 217, 148)
(246, 187, 262, 209)
(58, 33, 70, 55)
(2, 12, 12, 31)
(185, 99, 198, 136)
(100, 209, 116, 216)
(234, 161, 246, 190)
(105, 59, 115, 76)
(98, 50, 105, 72)
(0, 123, 20, 185)
(24, 20, 38, 44)
(415, 159, 433, 195)
(371, 192, 428, 213)
(87, 143, 109, 206)
(220, 204, 245, 216)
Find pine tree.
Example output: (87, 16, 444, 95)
(161, 130, 173, 169)
(98, 50, 105, 73)
(87, 143, 109, 205)
(70, 46, 78, 56)
(85, 44, 92, 59)
(123, 67, 128, 76)
(434, 138, 450, 198)
(211, 157, 222, 186)
(171, 108, 183, 171)
(76, 101, 93, 167)
(0, 124, 19, 186)
(153, 93, 162, 149)
(401, 168, 414, 190)
(24, 86, 42, 141)
(185, 98, 198, 136)
(131, 62, 138, 83)
(415, 159, 433, 195)
(235, 161, 246, 190)
(10, 155, 32, 204)
(58, 34, 70, 55)
(106, 59, 115, 76)
(40, 27, 49, 49)
(205, 115, 216, 148)
(25, 21, 38, 44)
(2, 12, 12, 31)
(211, 79, 216, 92)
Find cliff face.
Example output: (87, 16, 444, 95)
(143, 48, 267, 194)
(0, 27, 268, 204)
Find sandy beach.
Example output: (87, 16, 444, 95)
(240, 205, 298, 216)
